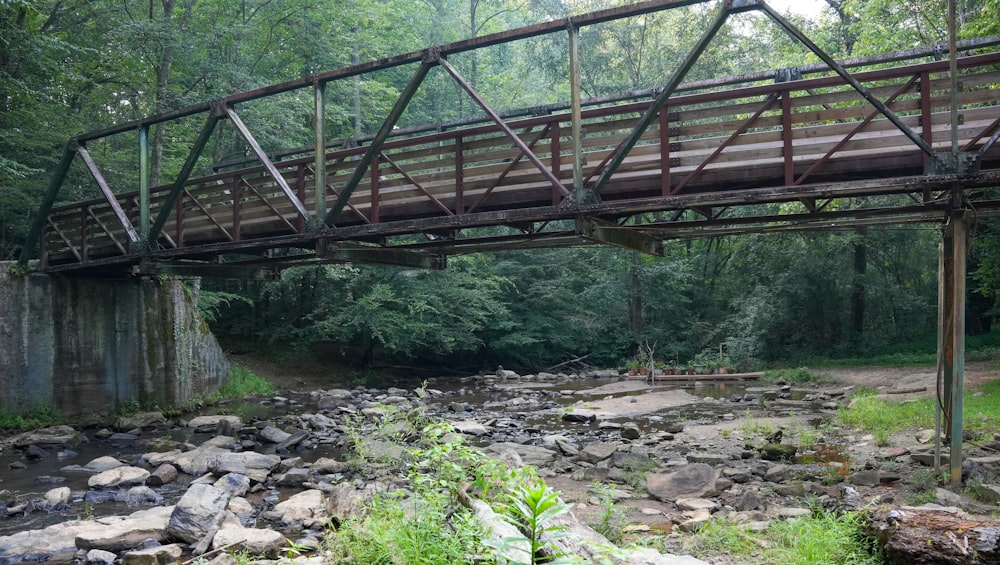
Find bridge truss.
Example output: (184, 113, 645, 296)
(17, 0, 1000, 482)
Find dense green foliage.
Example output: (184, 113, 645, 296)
(5, 0, 1000, 369)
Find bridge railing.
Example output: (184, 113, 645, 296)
(39, 50, 1000, 266)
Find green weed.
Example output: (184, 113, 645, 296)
(763, 367, 817, 384)
(217, 366, 276, 398)
(684, 510, 881, 564)
(0, 405, 61, 431)
(589, 483, 627, 546)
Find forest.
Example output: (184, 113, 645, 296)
(3, 0, 1000, 371)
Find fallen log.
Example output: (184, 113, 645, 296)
(866, 505, 1000, 564)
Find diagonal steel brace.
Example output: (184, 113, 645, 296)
(225, 105, 312, 224)
(438, 58, 570, 199)
(591, 0, 744, 195)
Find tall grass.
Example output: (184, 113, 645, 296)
(686, 511, 881, 565)
(217, 366, 276, 398)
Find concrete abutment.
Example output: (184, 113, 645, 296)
(0, 262, 229, 418)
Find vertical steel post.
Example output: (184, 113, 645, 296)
(935, 242, 944, 475)
(139, 125, 150, 243)
(568, 23, 585, 200)
(949, 0, 959, 158)
(948, 209, 967, 484)
(314, 81, 327, 222)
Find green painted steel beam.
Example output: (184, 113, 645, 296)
(326, 58, 435, 225)
(19, 143, 77, 265)
(576, 216, 663, 256)
(147, 111, 223, 245)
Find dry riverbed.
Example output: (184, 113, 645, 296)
(0, 362, 997, 564)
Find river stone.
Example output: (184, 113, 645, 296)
(164, 436, 235, 475)
(311, 457, 350, 474)
(43, 486, 71, 509)
(258, 426, 292, 444)
(621, 423, 642, 440)
(119, 486, 163, 505)
(849, 469, 881, 486)
(686, 452, 730, 465)
(11, 425, 83, 447)
(487, 442, 557, 466)
(453, 420, 489, 436)
(276, 467, 310, 488)
(228, 496, 255, 524)
(167, 483, 231, 544)
(86, 549, 118, 565)
(0, 518, 107, 562)
(676, 498, 719, 511)
(121, 543, 183, 565)
(212, 452, 280, 483)
(187, 415, 243, 432)
(215, 472, 251, 497)
(764, 464, 792, 483)
(269, 489, 328, 529)
(677, 509, 712, 532)
(213, 523, 288, 558)
(646, 464, 718, 502)
(562, 410, 597, 423)
(578, 442, 618, 464)
(88, 466, 150, 489)
(621, 547, 709, 564)
(117, 412, 167, 431)
(75, 506, 173, 552)
(326, 482, 381, 524)
(359, 438, 408, 463)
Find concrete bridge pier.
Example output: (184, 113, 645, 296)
(0, 262, 229, 419)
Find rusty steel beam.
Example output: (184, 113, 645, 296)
(591, 0, 749, 195)
(147, 111, 223, 245)
(76, 145, 140, 244)
(757, 1, 935, 157)
(225, 105, 311, 223)
(326, 58, 435, 225)
(438, 58, 570, 198)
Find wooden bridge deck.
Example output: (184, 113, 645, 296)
(35, 49, 1000, 274)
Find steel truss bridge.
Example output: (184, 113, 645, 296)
(16, 0, 1000, 482)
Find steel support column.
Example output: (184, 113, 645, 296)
(139, 125, 150, 243)
(942, 208, 967, 484)
(314, 81, 328, 222)
(568, 23, 586, 200)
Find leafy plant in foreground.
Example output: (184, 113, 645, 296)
(486, 481, 577, 565)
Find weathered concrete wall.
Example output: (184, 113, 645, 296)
(0, 262, 229, 418)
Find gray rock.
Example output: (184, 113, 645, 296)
(86, 549, 118, 565)
(311, 457, 350, 474)
(453, 420, 489, 436)
(620, 547, 709, 564)
(43, 486, 71, 509)
(276, 467, 310, 488)
(214, 473, 251, 497)
(487, 442, 558, 467)
(187, 415, 243, 432)
(146, 463, 178, 487)
(61, 455, 125, 475)
(166, 484, 231, 544)
(646, 464, 718, 502)
(11, 425, 82, 447)
(258, 426, 292, 444)
(621, 423, 642, 440)
(121, 544, 183, 565)
(75, 506, 173, 552)
(735, 491, 764, 511)
(117, 412, 167, 431)
(88, 466, 150, 489)
(849, 470, 881, 487)
(212, 452, 280, 483)
(686, 452, 730, 465)
(268, 489, 328, 529)
(773, 482, 806, 497)
(764, 464, 792, 483)
(326, 482, 380, 524)
(212, 523, 288, 558)
(578, 442, 617, 464)
(676, 498, 718, 511)
(119, 486, 163, 505)
(562, 410, 597, 423)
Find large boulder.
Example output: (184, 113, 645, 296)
(10, 425, 82, 447)
(166, 484, 231, 544)
(74, 506, 173, 552)
(486, 442, 557, 467)
(88, 466, 150, 489)
(121, 544, 184, 565)
(646, 464, 718, 502)
(212, 452, 280, 483)
(117, 412, 167, 431)
(187, 415, 242, 433)
(326, 482, 381, 524)
(578, 442, 618, 464)
(267, 489, 329, 529)
(212, 522, 288, 559)
(61, 455, 125, 474)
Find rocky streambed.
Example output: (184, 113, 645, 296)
(0, 368, 998, 564)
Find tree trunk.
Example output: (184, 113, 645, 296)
(629, 251, 643, 343)
(866, 506, 1000, 564)
(851, 230, 867, 338)
(149, 0, 177, 187)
